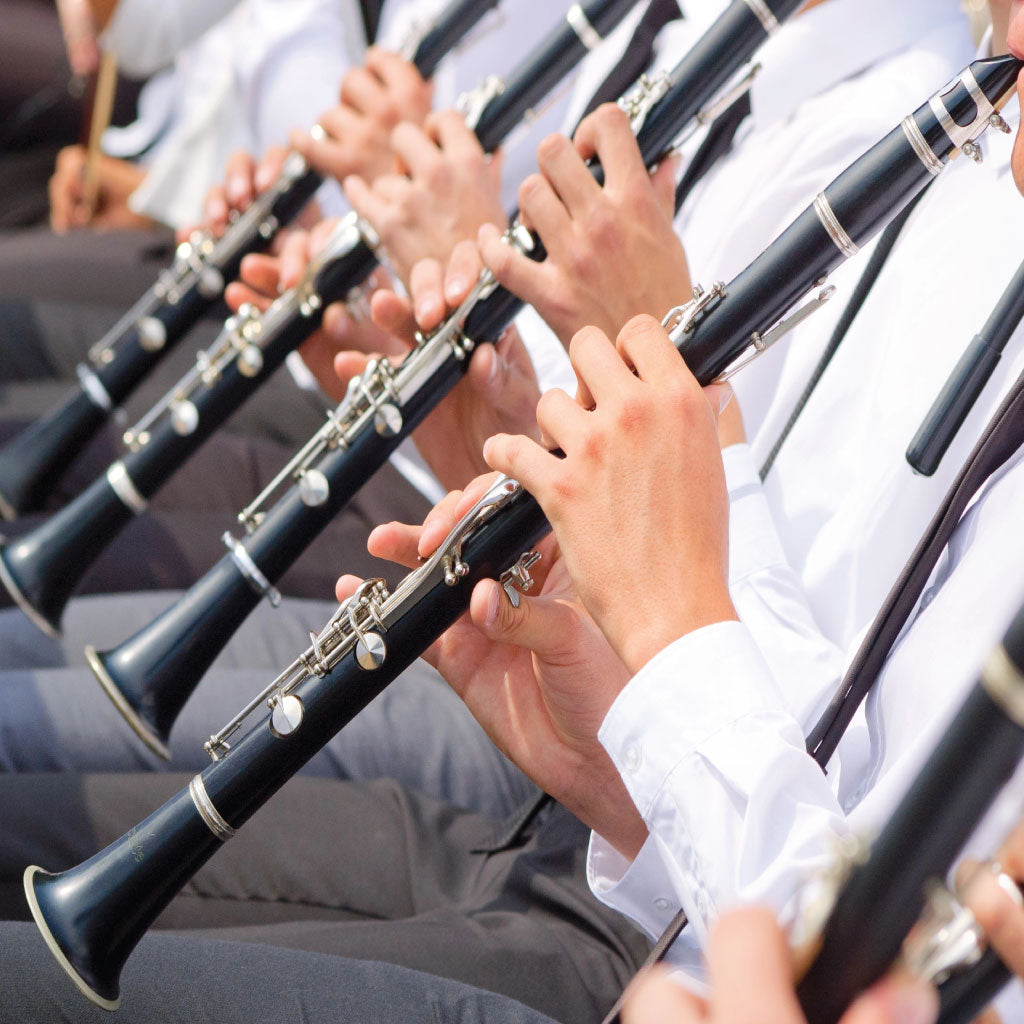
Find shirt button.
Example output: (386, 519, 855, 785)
(623, 746, 642, 772)
(696, 892, 708, 916)
(653, 897, 672, 913)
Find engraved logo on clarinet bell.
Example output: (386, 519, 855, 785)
(373, 404, 403, 437)
(136, 316, 167, 352)
(270, 694, 305, 738)
(127, 826, 146, 863)
(170, 399, 200, 436)
(355, 632, 386, 670)
(238, 346, 264, 377)
(298, 469, 330, 507)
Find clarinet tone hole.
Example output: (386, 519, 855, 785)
(355, 632, 387, 671)
(238, 346, 264, 377)
(170, 400, 200, 436)
(298, 469, 330, 507)
(269, 694, 305, 738)
(373, 404, 403, 438)
(136, 316, 167, 352)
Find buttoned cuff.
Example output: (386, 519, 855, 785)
(588, 833, 680, 925)
(722, 443, 789, 587)
(599, 620, 785, 820)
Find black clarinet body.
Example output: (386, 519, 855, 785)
(0, 0, 498, 521)
(28, 477, 552, 1009)
(937, 945, 1018, 1024)
(0, 161, 321, 523)
(797, 601, 1024, 1024)
(0, 0, 651, 639)
(84, 52, 1023, 750)
(0, 235, 377, 638)
(907, 257, 1024, 476)
(86, 0, 810, 750)
(25, 57, 1024, 1007)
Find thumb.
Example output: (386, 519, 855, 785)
(333, 349, 373, 384)
(703, 381, 734, 418)
(650, 153, 681, 220)
(467, 344, 508, 401)
(470, 578, 578, 661)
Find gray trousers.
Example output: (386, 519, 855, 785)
(0, 774, 650, 1024)
(0, 922, 560, 1024)
(0, 925, 559, 1024)
(0, 591, 537, 819)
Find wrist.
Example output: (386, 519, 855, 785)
(617, 590, 738, 676)
(557, 749, 649, 861)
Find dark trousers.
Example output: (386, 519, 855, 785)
(0, 922, 559, 1024)
(0, 389, 430, 599)
(0, 774, 650, 1024)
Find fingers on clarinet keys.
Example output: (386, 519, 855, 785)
(901, 863, 1023, 986)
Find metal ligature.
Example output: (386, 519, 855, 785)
(0, 0, 500, 522)
(795, 599, 1024, 1024)
(22, 59, 1024, 1007)
(0, 0, 646, 638)
(84, 52, 1022, 757)
(82, 0, 812, 753)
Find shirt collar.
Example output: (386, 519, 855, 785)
(747, 0, 970, 129)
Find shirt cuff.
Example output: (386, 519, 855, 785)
(722, 443, 789, 586)
(599, 620, 786, 820)
(588, 833, 686, 936)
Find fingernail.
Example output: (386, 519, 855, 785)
(718, 385, 734, 414)
(445, 277, 467, 303)
(488, 351, 506, 387)
(484, 584, 500, 627)
(415, 297, 438, 324)
(227, 175, 248, 204)
(208, 197, 227, 222)
(255, 166, 273, 192)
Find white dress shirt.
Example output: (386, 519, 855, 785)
(586, 68, 1024, 1015)
(514, 0, 974, 398)
(102, 0, 360, 228)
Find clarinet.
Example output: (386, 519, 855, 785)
(907, 255, 1024, 476)
(22, 60, 1023, 1006)
(0, 0, 644, 639)
(796, 600, 1024, 1024)
(0, 0, 499, 522)
(83, 0, 807, 754)
(84, 52, 1021, 757)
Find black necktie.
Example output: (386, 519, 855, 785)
(580, 0, 683, 119)
(807, 367, 1024, 767)
(360, 0, 383, 44)
(759, 184, 931, 480)
(673, 90, 751, 213)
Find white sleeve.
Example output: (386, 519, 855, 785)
(591, 621, 850, 969)
(722, 443, 846, 728)
(242, 0, 363, 152)
(584, 449, 853, 969)
(102, 0, 242, 77)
